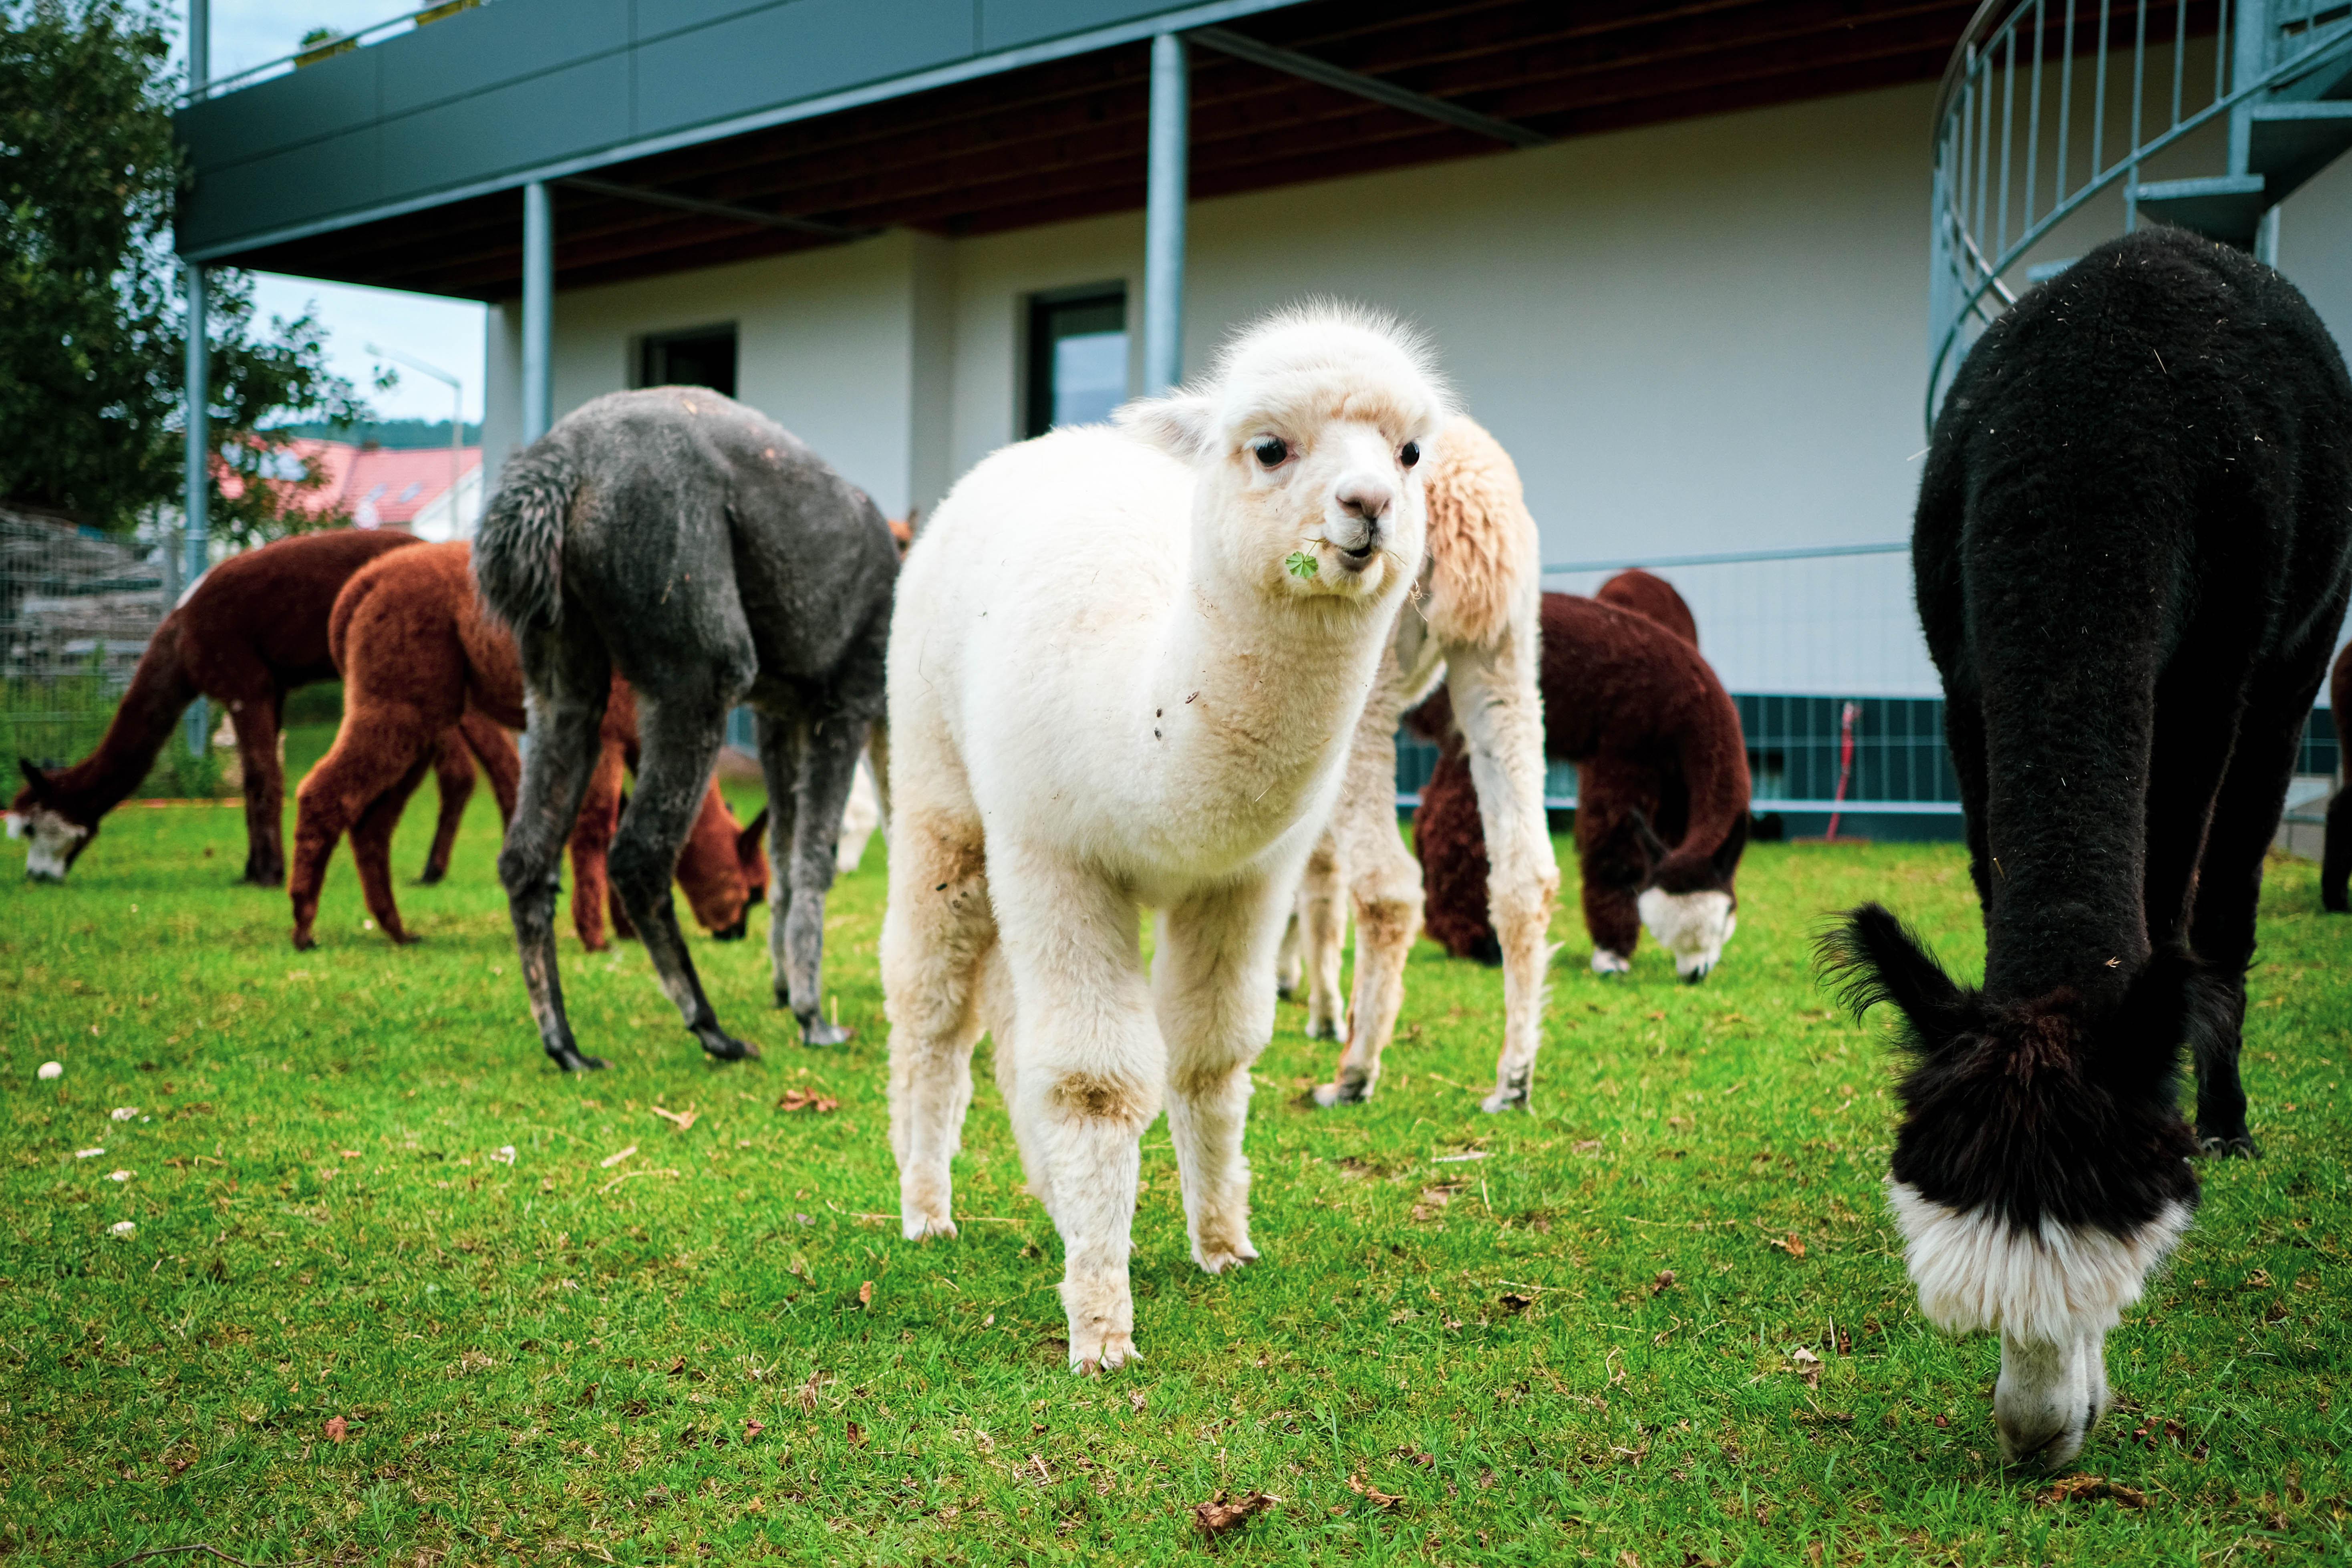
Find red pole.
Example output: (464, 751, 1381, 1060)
(1825, 701, 1859, 841)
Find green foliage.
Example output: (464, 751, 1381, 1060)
(0, 0, 373, 538)
(1285, 550, 1318, 580)
(2, 769, 2348, 1563)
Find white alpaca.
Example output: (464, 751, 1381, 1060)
(1289, 416, 1559, 1113)
(882, 306, 1450, 1372)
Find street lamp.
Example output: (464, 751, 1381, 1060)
(365, 342, 466, 534)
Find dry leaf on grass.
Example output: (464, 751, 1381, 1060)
(652, 1104, 697, 1131)
(1345, 1475, 1404, 1509)
(744, 1419, 765, 1439)
(1128, 1390, 1147, 1413)
(858, 1280, 875, 1309)
(324, 1415, 348, 1443)
(778, 1089, 840, 1114)
(598, 1144, 637, 1169)
(1498, 1292, 1533, 1314)
(1765, 1232, 1806, 1258)
(1653, 1269, 1679, 1294)
(2040, 1475, 2149, 1508)
(846, 1419, 867, 1447)
(1192, 1488, 1277, 1541)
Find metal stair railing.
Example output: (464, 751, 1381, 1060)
(1927, 0, 2352, 433)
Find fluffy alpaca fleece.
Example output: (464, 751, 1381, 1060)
(1822, 229, 2352, 1471)
(7, 528, 481, 886)
(2324, 642, 2351, 912)
(289, 542, 759, 951)
(1412, 589, 1749, 982)
(882, 306, 1449, 1371)
(1287, 415, 1559, 1114)
(474, 390, 896, 1072)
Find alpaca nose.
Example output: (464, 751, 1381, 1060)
(1337, 483, 1392, 523)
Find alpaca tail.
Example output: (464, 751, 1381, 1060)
(473, 441, 577, 632)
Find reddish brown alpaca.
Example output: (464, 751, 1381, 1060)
(1595, 568, 1697, 648)
(289, 542, 761, 950)
(1414, 586, 1750, 980)
(7, 529, 487, 886)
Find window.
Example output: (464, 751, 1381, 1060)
(640, 324, 739, 398)
(1024, 286, 1128, 438)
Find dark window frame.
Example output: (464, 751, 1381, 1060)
(637, 322, 739, 399)
(1023, 284, 1128, 439)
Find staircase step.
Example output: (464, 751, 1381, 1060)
(2249, 101, 2352, 203)
(2130, 173, 2267, 247)
(2261, 34, 2352, 103)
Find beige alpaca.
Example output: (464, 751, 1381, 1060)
(882, 306, 1450, 1372)
(1287, 416, 1559, 1113)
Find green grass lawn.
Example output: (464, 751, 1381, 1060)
(4, 728, 2349, 1565)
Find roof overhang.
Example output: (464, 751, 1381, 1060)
(178, 0, 1978, 300)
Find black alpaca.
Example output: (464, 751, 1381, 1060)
(2324, 642, 2350, 912)
(1822, 228, 2352, 1471)
(473, 389, 898, 1071)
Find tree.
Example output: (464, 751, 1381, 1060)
(0, 0, 373, 542)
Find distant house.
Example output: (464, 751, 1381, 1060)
(225, 441, 483, 542)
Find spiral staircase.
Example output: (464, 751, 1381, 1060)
(1928, 0, 2352, 430)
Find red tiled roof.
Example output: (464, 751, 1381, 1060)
(219, 439, 480, 527)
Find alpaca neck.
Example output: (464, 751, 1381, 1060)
(40, 620, 201, 820)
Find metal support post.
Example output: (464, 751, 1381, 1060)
(2255, 205, 2282, 267)
(183, 265, 210, 759)
(522, 181, 554, 443)
(1142, 32, 1188, 396)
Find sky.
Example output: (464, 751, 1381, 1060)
(176, 4, 489, 427)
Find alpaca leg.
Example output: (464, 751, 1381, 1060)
(763, 712, 866, 1045)
(883, 803, 996, 1241)
(348, 755, 433, 944)
(496, 674, 610, 1073)
(1316, 765, 1423, 1107)
(230, 699, 286, 886)
(1414, 747, 1499, 963)
(460, 710, 522, 825)
(1159, 875, 1284, 1273)
(1449, 645, 1559, 1113)
(419, 727, 475, 885)
(1298, 828, 1349, 1040)
(566, 742, 626, 953)
(2185, 656, 2335, 1157)
(992, 838, 1162, 1372)
(607, 697, 754, 1062)
(1274, 905, 1303, 999)
(1578, 795, 1647, 975)
(2325, 779, 2352, 914)
(288, 712, 436, 950)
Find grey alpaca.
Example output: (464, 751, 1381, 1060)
(473, 389, 897, 1072)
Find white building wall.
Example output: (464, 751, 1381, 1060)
(509, 77, 2352, 694)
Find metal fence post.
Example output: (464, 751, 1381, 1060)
(1142, 32, 1188, 396)
(522, 181, 553, 443)
(182, 265, 209, 760)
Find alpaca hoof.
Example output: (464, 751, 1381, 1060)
(417, 865, 447, 886)
(1680, 964, 1710, 985)
(1196, 1243, 1259, 1274)
(1304, 1016, 1350, 1044)
(711, 918, 747, 942)
(796, 1011, 854, 1048)
(2323, 889, 2348, 914)
(1466, 934, 1504, 968)
(244, 868, 285, 888)
(2197, 1130, 2261, 1159)
(290, 930, 316, 952)
(1070, 1332, 1139, 1374)
(387, 928, 420, 946)
(696, 1027, 762, 1063)
(548, 1047, 608, 1073)
(1591, 950, 1631, 977)
(1480, 1074, 1531, 1115)
(902, 1211, 958, 1242)
(1309, 1075, 1371, 1108)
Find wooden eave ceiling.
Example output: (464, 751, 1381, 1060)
(229, 0, 1983, 299)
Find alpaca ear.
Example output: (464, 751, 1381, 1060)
(17, 758, 50, 799)
(1114, 393, 1218, 462)
(1627, 808, 1672, 878)
(1711, 811, 1750, 882)
(1816, 903, 1974, 1053)
(2101, 944, 2230, 1086)
(737, 808, 770, 903)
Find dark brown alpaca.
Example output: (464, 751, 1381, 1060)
(7, 528, 485, 886)
(1414, 588, 1749, 980)
(1597, 568, 1698, 647)
(288, 541, 760, 951)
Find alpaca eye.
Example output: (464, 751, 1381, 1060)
(1251, 437, 1288, 468)
(1399, 442, 1420, 468)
